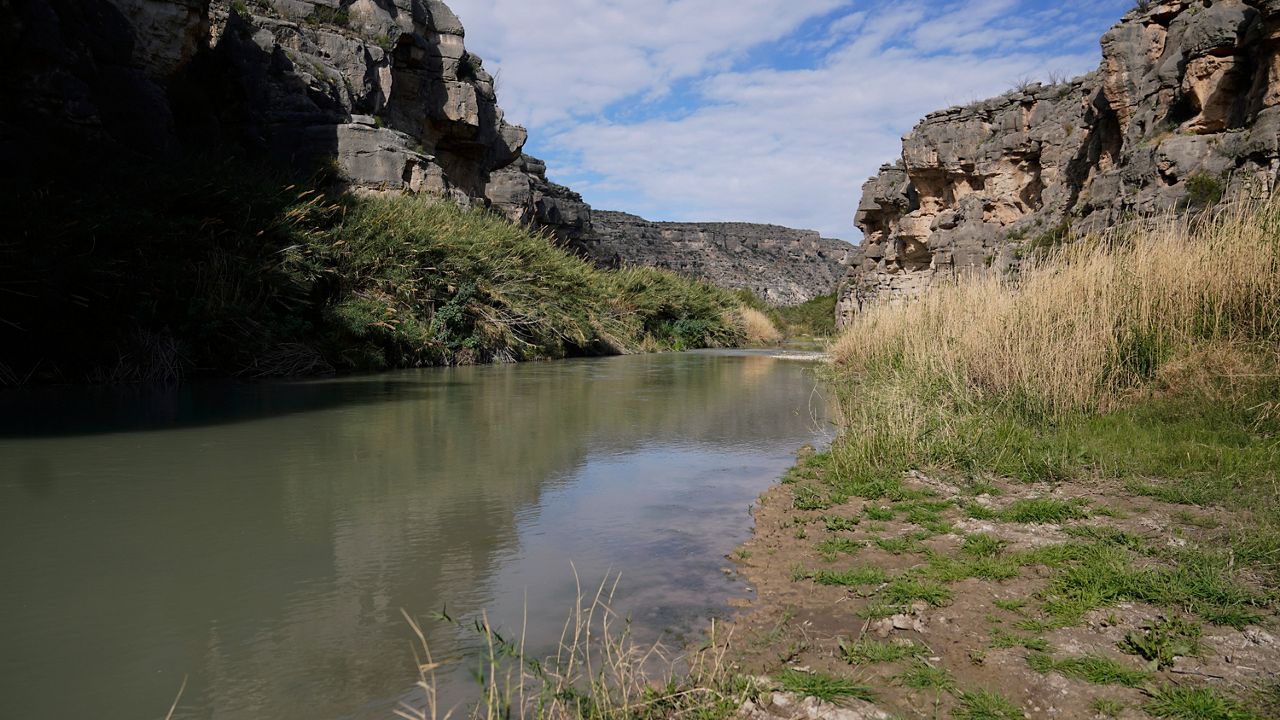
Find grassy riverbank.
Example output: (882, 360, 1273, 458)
(732, 200, 1280, 718)
(0, 158, 746, 384)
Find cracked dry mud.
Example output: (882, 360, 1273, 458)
(725, 468, 1280, 719)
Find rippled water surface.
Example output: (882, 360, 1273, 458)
(0, 350, 829, 720)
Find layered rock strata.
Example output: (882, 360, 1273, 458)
(1, 0, 526, 201)
(840, 0, 1280, 326)
(485, 154, 594, 255)
(592, 212, 859, 306)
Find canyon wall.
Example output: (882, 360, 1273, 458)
(2, 0, 526, 200)
(591, 212, 858, 306)
(840, 0, 1280, 326)
(2, 0, 853, 305)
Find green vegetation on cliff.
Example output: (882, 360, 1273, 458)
(0, 159, 744, 383)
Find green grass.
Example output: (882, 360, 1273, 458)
(874, 536, 920, 555)
(1144, 685, 1261, 720)
(817, 537, 865, 560)
(1, 157, 744, 382)
(925, 554, 1021, 582)
(1092, 698, 1125, 718)
(776, 670, 874, 703)
(1026, 653, 1150, 687)
(1036, 543, 1266, 628)
(821, 514, 861, 532)
(954, 689, 1026, 720)
(963, 534, 1008, 558)
(882, 576, 952, 606)
(999, 498, 1089, 524)
(989, 630, 1050, 652)
(864, 506, 896, 521)
(793, 486, 839, 511)
(894, 661, 954, 690)
(993, 598, 1028, 612)
(801, 566, 888, 587)
(839, 638, 928, 664)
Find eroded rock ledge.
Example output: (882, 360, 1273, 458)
(839, 0, 1280, 326)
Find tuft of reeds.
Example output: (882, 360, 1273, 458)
(397, 570, 757, 720)
(738, 307, 783, 346)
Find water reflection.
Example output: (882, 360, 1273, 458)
(0, 351, 829, 720)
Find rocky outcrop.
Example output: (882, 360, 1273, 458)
(840, 0, 1280, 326)
(1, 0, 526, 201)
(486, 153, 594, 254)
(592, 212, 858, 305)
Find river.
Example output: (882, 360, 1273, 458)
(0, 350, 830, 720)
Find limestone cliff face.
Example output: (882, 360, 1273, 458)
(485, 166, 854, 303)
(1, 0, 526, 201)
(591, 212, 858, 306)
(486, 153, 594, 255)
(840, 0, 1280, 326)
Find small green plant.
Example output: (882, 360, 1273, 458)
(993, 598, 1027, 612)
(1027, 219, 1072, 256)
(1184, 172, 1225, 210)
(954, 689, 1026, 720)
(776, 670, 874, 703)
(816, 537, 864, 560)
(839, 638, 928, 664)
(875, 536, 921, 555)
(822, 514, 860, 532)
(865, 505, 895, 521)
(305, 4, 350, 26)
(882, 576, 952, 606)
(1091, 698, 1125, 718)
(963, 533, 1008, 558)
(1120, 617, 1203, 670)
(1000, 497, 1088, 524)
(800, 566, 888, 587)
(229, 0, 250, 18)
(894, 661, 954, 690)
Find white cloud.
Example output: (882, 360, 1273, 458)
(448, 0, 1132, 239)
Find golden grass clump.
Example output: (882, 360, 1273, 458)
(738, 307, 783, 346)
(832, 199, 1280, 417)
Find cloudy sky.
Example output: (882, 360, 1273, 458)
(448, 0, 1134, 240)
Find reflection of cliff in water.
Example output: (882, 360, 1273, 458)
(0, 352, 827, 720)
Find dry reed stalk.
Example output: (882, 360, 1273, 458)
(397, 567, 745, 720)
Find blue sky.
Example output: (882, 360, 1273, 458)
(448, 0, 1135, 240)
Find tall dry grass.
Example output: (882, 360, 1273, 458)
(738, 307, 783, 346)
(832, 199, 1280, 418)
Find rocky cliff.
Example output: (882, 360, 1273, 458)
(2, 0, 855, 308)
(1, 0, 526, 200)
(840, 0, 1280, 326)
(485, 153, 595, 255)
(591, 212, 858, 306)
